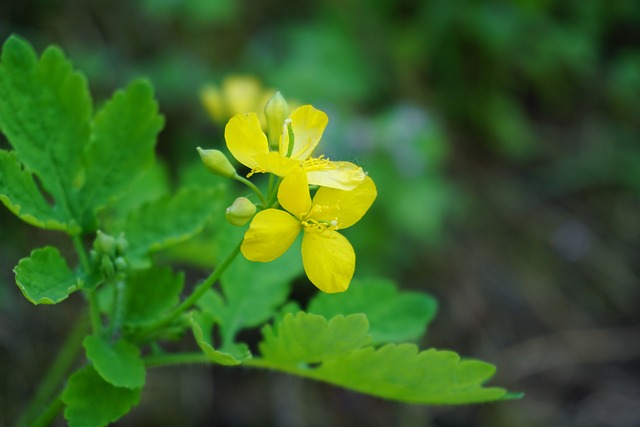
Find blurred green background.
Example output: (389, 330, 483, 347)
(1, 1, 640, 426)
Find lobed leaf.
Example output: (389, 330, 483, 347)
(117, 186, 218, 265)
(308, 277, 437, 344)
(259, 312, 371, 364)
(107, 161, 171, 221)
(190, 312, 251, 366)
(255, 312, 515, 405)
(83, 335, 146, 389)
(313, 344, 511, 404)
(62, 366, 141, 427)
(0, 36, 165, 234)
(78, 79, 164, 229)
(124, 267, 184, 326)
(14, 246, 81, 304)
(0, 150, 80, 232)
(0, 35, 91, 220)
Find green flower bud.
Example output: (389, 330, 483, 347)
(100, 254, 116, 280)
(225, 197, 257, 226)
(114, 256, 128, 272)
(115, 233, 129, 255)
(264, 91, 290, 148)
(197, 147, 237, 178)
(94, 231, 117, 258)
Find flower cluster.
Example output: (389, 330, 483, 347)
(200, 93, 377, 293)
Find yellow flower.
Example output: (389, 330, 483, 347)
(225, 105, 365, 190)
(241, 170, 377, 293)
(201, 75, 274, 127)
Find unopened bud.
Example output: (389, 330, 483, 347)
(114, 256, 128, 272)
(225, 197, 257, 226)
(264, 91, 290, 148)
(115, 233, 129, 255)
(100, 254, 116, 280)
(94, 231, 117, 258)
(197, 147, 237, 178)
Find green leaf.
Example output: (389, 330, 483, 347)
(259, 312, 371, 363)
(308, 277, 437, 344)
(117, 186, 218, 265)
(0, 150, 80, 232)
(14, 246, 80, 304)
(312, 345, 511, 404)
(198, 247, 302, 344)
(78, 80, 164, 228)
(124, 267, 184, 326)
(0, 35, 91, 219)
(190, 312, 251, 366)
(255, 312, 514, 404)
(107, 161, 171, 220)
(62, 365, 141, 427)
(83, 335, 146, 389)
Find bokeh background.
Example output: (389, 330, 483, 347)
(1, 1, 640, 426)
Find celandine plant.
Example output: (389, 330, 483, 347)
(0, 35, 519, 427)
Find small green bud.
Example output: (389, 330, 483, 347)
(197, 147, 237, 178)
(115, 233, 129, 255)
(114, 256, 128, 272)
(94, 231, 117, 258)
(100, 254, 116, 280)
(225, 197, 257, 226)
(264, 91, 290, 148)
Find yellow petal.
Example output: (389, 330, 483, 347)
(301, 230, 355, 293)
(241, 209, 301, 262)
(280, 105, 328, 160)
(225, 112, 269, 170)
(311, 176, 377, 229)
(277, 170, 312, 219)
(222, 76, 263, 116)
(200, 84, 225, 123)
(252, 151, 300, 177)
(306, 160, 366, 190)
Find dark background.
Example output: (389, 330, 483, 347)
(1, 1, 640, 426)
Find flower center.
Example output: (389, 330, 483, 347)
(301, 205, 339, 233)
(301, 218, 339, 232)
(302, 155, 333, 171)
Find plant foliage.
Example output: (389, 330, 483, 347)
(0, 35, 517, 427)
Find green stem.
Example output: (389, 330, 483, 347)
(242, 358, 328, 383)
(87, 290, 103, 335)
(72, 234, 103, 335)
(108, 279, 127, 340)
(266, 176, 283, 208)
(144, 352, 210, 368)
(72, 234, 91, 274)
(233, 173, 267, 207)
(267, 173, 275, 199)
(133, 239, 243, 341)
(15, 315, 89, 427)
(28, 394, 64, 427)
